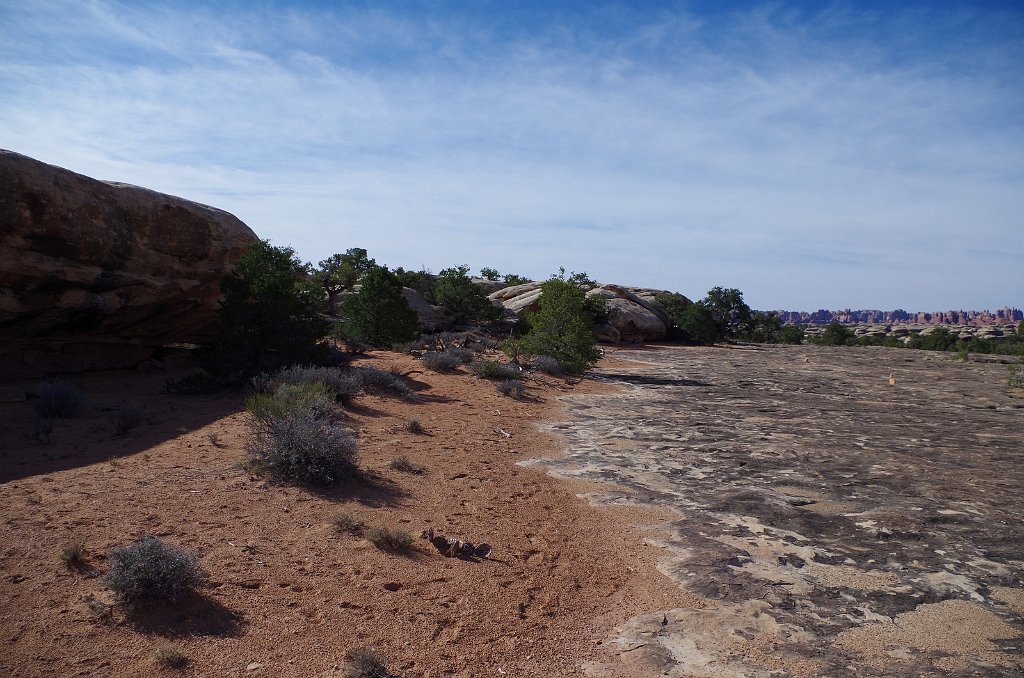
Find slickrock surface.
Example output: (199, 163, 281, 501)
(536, 344, 1024, 677)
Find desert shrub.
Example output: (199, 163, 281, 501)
(496, 379, 527, 398)
(112, 407, 144, 436)
(59, 539, 87, 568)
(28, 415, 52, 443)
(389, 455, 426, 475)
(33, 382, 85, 418)
(393, 266, 435, 300)
(365, 526, 414, 552)
(519, 275, 600, 375)
(347, 646, 392, 678)
(257, 364, 364, 405)
(316, 247, 376, 313)
(432, 265, 501, 325)
(357, 367, 415, 399)
(392, 340, 420, 354)
(407, 418, 425, 434)
(531, 355, 563, 376)
(777, 324, 805, 344)
(203, 241, 329, 380)
(817, 321, 855, 346)
(444, 346, 475, 364)
(1009, 361, 1024, 388)
(106, 536, 204, 607)
(165, 372, 225, 394)
(341, 265, 420, 348)
(331, 511, 366, 535)
(246, 381, 337, 423)
(473, 360, 521, 380)
(503, 273, 530, 286)
(248, 411, 357, 485)
(154, 645, 188, 670)
(421, 350, 464, 372)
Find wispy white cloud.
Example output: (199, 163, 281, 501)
(1, 1, 1021, 310)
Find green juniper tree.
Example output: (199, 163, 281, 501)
(340, 265, 419, 347)
(517, 272, 601, 375)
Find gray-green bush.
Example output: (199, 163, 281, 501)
(33, 382, 85, 418)
(106, 536, 204, 607)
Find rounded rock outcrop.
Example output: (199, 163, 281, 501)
(1, 150, 259, 370)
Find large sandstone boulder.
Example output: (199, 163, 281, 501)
(488, 281, 685, 344)
(0, 150, 259, 368)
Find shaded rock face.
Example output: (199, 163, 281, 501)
(0, 150, 259, 367)
(489, 281, 681, 344)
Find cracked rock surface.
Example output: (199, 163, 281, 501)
(532, 344, 1024, 677)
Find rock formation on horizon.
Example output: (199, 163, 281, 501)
(490, 281, 686, 343)
(0, 150, 258, 371)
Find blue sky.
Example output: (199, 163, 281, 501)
(2, 1, 1021, 311)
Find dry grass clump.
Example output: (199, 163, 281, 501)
(389, 455, 426, 475)
(422, 346, 474, 372)
(472, 360, 521, 380)
(347, 646, 392, 678)
(154, 644, 188, 670)
(246, 381, 358, 485)
(32, 381, 85, 418)
(406, 418, 425, 434)
(112, 406, 144, 435)
(496, 379, 527, 398)
(365, 526, 414, 552)
(59, 539, 87, 568)
(531, 355, 564, 376)
(357, 367, 415, 399)
(105, 536, 204, 607)
(331, 511, 366, 535)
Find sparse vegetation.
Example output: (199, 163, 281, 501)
(432, 265, 501, 325)
(530, 355, 563, 376)
(516, 273, 601, 375)
(407, 418, 425, 434)
(816, 321, 856, 346)
(472, 360, 521, 380)
(389, 455, 426, 475)
(32, 382, 85, 418)
(357, 367, 415, 399)
(105, 536, 204, 607)
(154, 644, 188, 670)
(421, 350, 465, 372)
(496, 379, 527, 398)
(112, 406, 144, 435)
(347, 646, 392, 678)
(340, 265, 420, 348)
(365, 526, 414, 552)
(203, 240, 329, 381)
(1010, 361, 1024, 388)
(316, 247, 376, 313)
(28, 415, 52, 442)
(331, 511, 366, 535)
(59, 539, 87, 568)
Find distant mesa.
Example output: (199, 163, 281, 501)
(776, 308, 1022, 327)
(0, 149, 259, 372)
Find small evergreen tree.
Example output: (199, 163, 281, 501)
(204, 240, 328, 379)
(503, 273, 530, 286)
(703, 287, 753, 340)
(818, 321, 854, 346)
(316, 248, 375, 313)
(678, 302, 719, 345)
(433, 265, 501, 325)
(519, 274, 601, 375)
(479, 267, 501, 281)
(340, 265, 419, 347)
